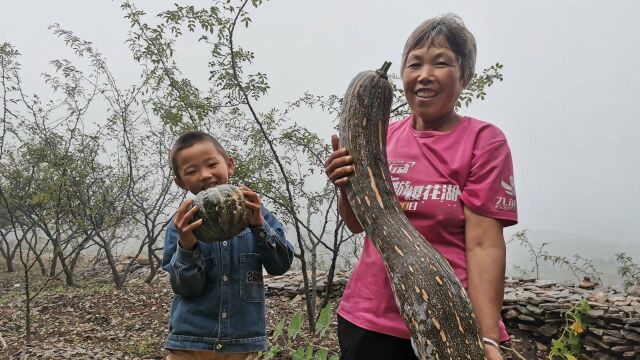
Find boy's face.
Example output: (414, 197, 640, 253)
(174, 140, 234, 195)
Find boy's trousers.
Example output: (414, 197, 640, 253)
(167, 350, 260, 360)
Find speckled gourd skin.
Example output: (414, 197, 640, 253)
(338, 62, 485, 359)
(190, 184, 251, 242)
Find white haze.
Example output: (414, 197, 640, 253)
(2, 1, 639, 281)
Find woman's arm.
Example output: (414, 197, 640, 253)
(337, 188, 364, 234)
(464, 205, 506, 358)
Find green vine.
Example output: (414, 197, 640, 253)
(548, 300, 591, 360)
(262, 304, 339, 360)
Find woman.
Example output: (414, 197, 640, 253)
(324, 14, 517, 360)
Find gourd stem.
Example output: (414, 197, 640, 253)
(376, 61, 393, 79)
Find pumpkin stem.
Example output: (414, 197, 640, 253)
(375, 61, 392, 79)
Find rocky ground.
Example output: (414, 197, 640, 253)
(0, 261, 544, 359)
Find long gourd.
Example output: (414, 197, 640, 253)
(338, 62, 485, 359)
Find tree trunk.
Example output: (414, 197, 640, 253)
(0, 244, 14, 272)
(25, 237, 47, 276)
(23, 261, 32, 344)
(49, 249, 58, 276)
(338, 62, 485, 359)
(144, 246, 161, 284)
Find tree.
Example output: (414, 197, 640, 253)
(49, 24, 185, 285)
(120, 0, 505, 331)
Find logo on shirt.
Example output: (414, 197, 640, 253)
(393, 181, 462, 211)
(496, 175, 517, 212)
(389, 161, 461, 211)
(501, 175, 516, 196)
(389, 161, 416, 174)
(247, 271, 263, 283)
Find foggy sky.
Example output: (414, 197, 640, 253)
(2, 1, 639, 256)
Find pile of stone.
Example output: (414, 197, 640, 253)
(502, 277, 640, 359)
(266, 271, 640, 358)
(264, 270, 349, 298)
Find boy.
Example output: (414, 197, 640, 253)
(162, 131, 294, 360)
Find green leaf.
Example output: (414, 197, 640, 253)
(315, 304, 332, 338)
(272, 318, 285, 339)
(305, 344, 314, 360)
(287, 311, 303, 340)
(313, 348, 328, 360)
(264, 347, 279, 359)
(292, 347, 306, 360)
(329, 355, 340, 360)
(550, 339, 567, 355)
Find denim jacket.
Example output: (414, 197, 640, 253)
(162, 205, 294, 352)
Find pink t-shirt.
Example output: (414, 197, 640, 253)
(338, 115, 518, 342)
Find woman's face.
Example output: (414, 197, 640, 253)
(402, 43, 464, 126)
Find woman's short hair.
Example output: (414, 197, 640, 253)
(401, 14, 477, 87)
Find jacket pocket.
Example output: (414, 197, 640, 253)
(240, 253, 264, 303)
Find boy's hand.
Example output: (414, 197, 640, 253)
(239, 184, 264, 227)
(174, 199, 202, 251)
(324, 134, 354, 188)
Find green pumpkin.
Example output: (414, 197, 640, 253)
(190, 184, 251, 242)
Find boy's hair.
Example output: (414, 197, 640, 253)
(401, 13, 477, 87)
(171, 131, 229, 178)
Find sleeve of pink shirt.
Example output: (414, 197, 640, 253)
(459, 127, 518, 226)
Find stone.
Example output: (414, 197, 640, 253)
(517, 314, 538, 322)
(534, 341, 548, 351)
(624, 317, 640, 325)
(587, 309, 606, 317)
(587, 301, 608, 309)
(584, 335, 608, 348)
(517, 323, 539, 332)
(262, 270, 640, 356)
(602, 335, 627, 345)
(503, 309, 520, 320)
(611, 345, 634, 352)
(503, 292, 517, 303)
(534, 280, 557, 288)
(621, 329, 640, 342)
(537, 324, 559, 337)
(526, 304, 544, 315)
(604, 329, 622, 337)
(579, 278, 597, 289)
(626, 285, 640, 297)
(267, 282, 287, 289)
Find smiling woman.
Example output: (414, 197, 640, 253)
(324, 13, 517, 360)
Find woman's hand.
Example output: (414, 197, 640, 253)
(174, 199, 202, 251)
(324, 135, 354, 187)
(239, 184, 265, 227)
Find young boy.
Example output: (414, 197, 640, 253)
(162, 131, 294, 360)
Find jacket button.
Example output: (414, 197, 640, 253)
(223, 275, 228, 282)
(222, 241, 228, 247)
(222, 312, 227, 318)
(216, 344, 223, 350)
